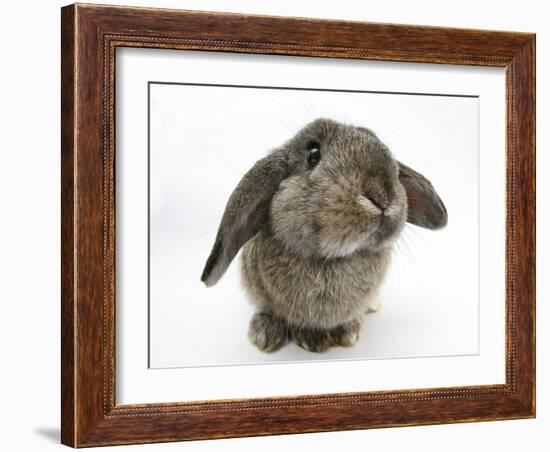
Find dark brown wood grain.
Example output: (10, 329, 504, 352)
(61, 3, 536, 447)
(60, 5, 76, 446)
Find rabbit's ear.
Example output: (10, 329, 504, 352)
(398, 161, 448, 230)
(201, 151, 290, 286)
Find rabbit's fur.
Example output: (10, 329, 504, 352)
(202, 119, 447, 352)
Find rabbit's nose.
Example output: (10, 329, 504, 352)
(361, 193, 386, 212)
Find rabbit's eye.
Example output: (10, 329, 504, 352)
(306, 141, 321, 168)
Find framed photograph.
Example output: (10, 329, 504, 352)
(61, 3, 535, 447)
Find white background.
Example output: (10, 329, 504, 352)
(0, 0, 546, 451)
(147, 78, 482, 369)
(118, 52, 506, 404)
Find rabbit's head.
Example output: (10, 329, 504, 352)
(202, 119, 447, 286)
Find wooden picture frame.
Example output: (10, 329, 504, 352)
(61, 3, 535, 447)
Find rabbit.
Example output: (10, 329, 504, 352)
(201, 118, 447, 353)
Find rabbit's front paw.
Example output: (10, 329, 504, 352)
(292, 327, 333, 352)
(248, 311, 289, 352)
(292, 319, 361, 352)
(332, 319, 361, 347)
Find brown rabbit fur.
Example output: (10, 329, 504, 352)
(202, 119, 447, 353)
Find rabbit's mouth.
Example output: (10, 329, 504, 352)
(313, 198, 406, 258)
(367, 215, 405, 250)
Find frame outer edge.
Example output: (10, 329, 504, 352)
(514, 35, 536, 416)
(60, 3, 536, 446)
(61, 3, 77, 448)
(531, 35, 536, 417)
